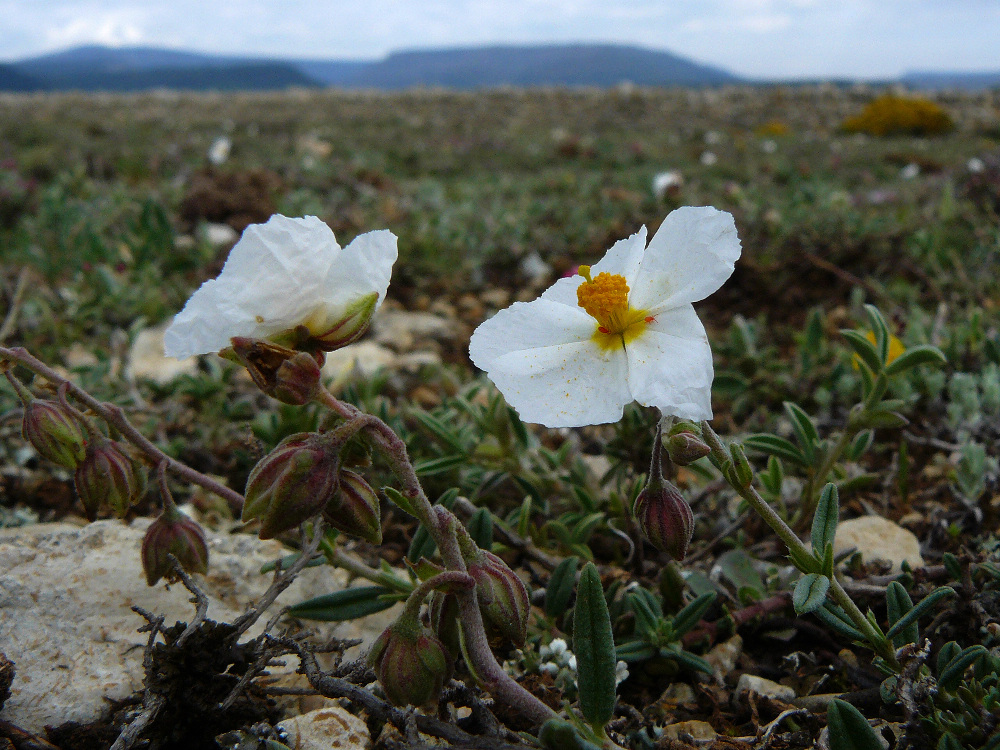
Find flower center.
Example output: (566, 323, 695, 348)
(576, 265, 653, 351)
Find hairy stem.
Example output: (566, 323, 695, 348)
(0, 346, 245, 510)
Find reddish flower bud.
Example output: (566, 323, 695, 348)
(466, 549, 530, 646)
(227, 337, 322, 405)
(311, 292, 378, 351)
(322, 469, 382, 544)
(22, 399, 87, 468)
(75, 438, 148, 520)
(634, 478, 694, 561)
(243, 432, 339, 539)
(368, 616, 449, 708)
(665, 431, 712, 466)
(141, 508, 209, 586)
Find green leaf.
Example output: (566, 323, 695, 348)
(760, 455, 785, 495)
(859, 409, 909, 429)
(382, 486, 418, 517)
(627, 592, 661, 639)
(670, 649, 714, 675)
(885, 587, 955, 642)
(827, 698, 886, 750)
(614, 641, 657, 663)
(545, 556, 579, 619)
(885, 581, 918, 647)
(938, 645, 988, 691)
(784, 402, 819, 460)
(259, 552, 325, 574)
(846, 430, 875, 461)
(407, 523, 437, 562)
(287, 586, 396, 621)
(937, 733, 964, 750)
(937, 641, 962, 675)
(538, 718, 605, 750)
(841, 329, 883, 374)
(814, 603, 866, 641)
(573, 562, 617, 730)
(671, 591, 717, 638)
(743, 433, 809, 467)
(793, 574, 830, 614)
(411, 409, 467, 454)
(884, 344, 946, 376)
(569, 512, 606, 545)
(467, 508, 493, 551)
(811, 483, 840, 556)
(864, 304, 891, 366)
(413, 454, 466, 476)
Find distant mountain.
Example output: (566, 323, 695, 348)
(1, 43, 741, 92)
(350, 44, 740, 88)
(902, 70, 1000, 91)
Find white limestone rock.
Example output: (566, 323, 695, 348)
(834, 516, 925, 574)
(277, 705, 370, 750)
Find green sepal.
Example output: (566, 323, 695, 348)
(827, 698, 885, 750)
(382, 486, 418, 517)
(544, 555, 580, 619)
(573, 562, 617, 731)
(793, 574, 830, 615)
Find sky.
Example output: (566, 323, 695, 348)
(1, 0, 997, 79)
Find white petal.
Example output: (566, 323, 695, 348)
(325, 229, 398, 310)
(539, 226, 647, 308)
(591, 225, 647, 283)
(629, 207, 741, 312)
(626, 305, 715, 420)
(469, 299, 630, 427)
(164, 215, 340, 357)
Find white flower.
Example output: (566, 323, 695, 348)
(468, 207, 741, 427)
(900, 163, 920, 180)
(164, 215, 397, 358)
(700, 151, 718, 166)
(207, 136, 231, 165)
(652, 170, 684, 198)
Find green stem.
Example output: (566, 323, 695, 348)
(319, 537, 413, 594)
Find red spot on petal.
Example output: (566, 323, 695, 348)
(598, 326, 610, 334)
(645, 316, 656, 323)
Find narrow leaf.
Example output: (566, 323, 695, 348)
(467, 508, 493, 551)
(827, 698, 886, 750)
(793, 574, 830, 614)
(884, 344, 946, 377)
(841, 329, 883, 374)
(413, 454, 466, 476)
(573, 562, 617, 730)
(544, 556, 579, 619)
(672, 592, 717, 637)
(784, 401, 820, 459)
(811, 483, 840, 556)
(885, 587, 955, 641)
(407, 523, 437, 562)
(864, 304, 891, 366)
(411, 409, 467, 454)
(814, 604, 866, 641)
(885, 581, 918, 647)
(382, 486, 417, 517)
(743, 433, 809, 467)
(288, 586, 396, 621)
(938, 645, 988, 691)
(538, 719, 605, 750)
(670, 649, 714, 675)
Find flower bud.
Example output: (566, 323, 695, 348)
(634, 478, 694, 561)
(311, 292, 378, 351)
(227, 337, 322, 405)
(322, 469, 382, 544)
(368, 617, 449, 708)
(466, 549, 530, 646)
(75, 438, 148, 520)
(141, 508, 209, 586)
(243, 432, 339, 539)
(22, 399, 87, 468)
(666, 431, 712, 466)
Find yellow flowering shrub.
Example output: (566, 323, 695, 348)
(841, 94, 953, 137)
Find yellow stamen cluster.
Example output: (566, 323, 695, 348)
(577, 269, 630, 327)
(576, 265, 653, 351)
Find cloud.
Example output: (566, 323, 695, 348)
(44, 12, 148, 48)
